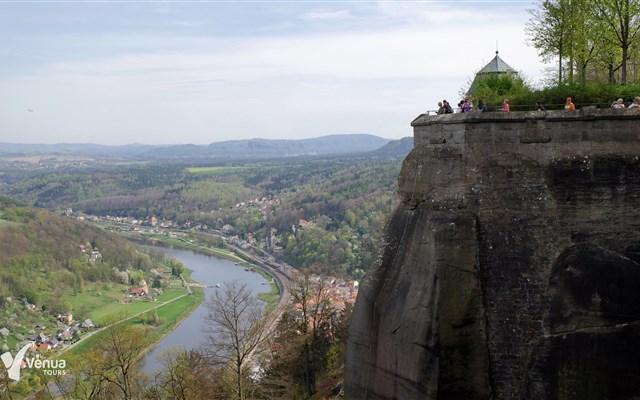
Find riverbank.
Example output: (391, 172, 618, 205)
(137, 233, 282, 312)
(64, 289, 204, 359)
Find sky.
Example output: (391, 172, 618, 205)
(0, 0, 549, 146)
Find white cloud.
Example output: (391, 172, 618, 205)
(302, 9, 353, 21)
(0, 2, 549, 145)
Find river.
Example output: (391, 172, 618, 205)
(138, 244, 270, 374)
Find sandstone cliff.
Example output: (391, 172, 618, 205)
(345, 109, 640, 400)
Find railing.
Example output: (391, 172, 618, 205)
(424, 102, 624, 115)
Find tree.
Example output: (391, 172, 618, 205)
(147, 349, 221, 400)
(203, 281, 267, 400)
(167, 257, 185, 277)
(527, 0, 573, 84)
(527, 0, 640, 84)
(288, 268, 336, 398)
(87, 325, 149, 399)
(260, 267, 337, 399)
(471, 74, 532, 109)
(592, 0, 640, 83)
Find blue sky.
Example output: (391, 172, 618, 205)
(0, 1, 547, 145)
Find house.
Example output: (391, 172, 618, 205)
(89, 247, 102, 263)
(35, 333, 48, 343)
(38, 342, 51, 352)
(35, 324, 46, 331)
(58, 312, 73, 324)
(57, 330, 73, 341)
(130, 288, 146, 296)
(81, 319, 94, 329)
(130, 279, 149, 297)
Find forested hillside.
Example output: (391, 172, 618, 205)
(0, 196, 153, 311)
(0, 138, 412, 277)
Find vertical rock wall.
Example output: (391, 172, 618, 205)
(345, 109, 640, 400)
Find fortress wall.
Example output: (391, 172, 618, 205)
(346, 109, 640, 400)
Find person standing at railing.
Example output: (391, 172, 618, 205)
(611, 98, 625, 108)
(565, 97, 576, 110)
(462, 96, 473, 112)
(443, 100, 453, 114)
(478, 99, 488, 112)
(500, 98, 510, 112)
(629, 97, 640, 108)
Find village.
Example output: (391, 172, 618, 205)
(0, 240, 179, 359)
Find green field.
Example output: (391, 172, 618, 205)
(65, 289, 203, 358)
(186, 166, 251, 175)
(64, 280, 188, 325)
(89, 289, 187, 325)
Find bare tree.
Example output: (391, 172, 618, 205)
(60, 325, 148, 400)
(97, 325, 149, 400)
(203, 281, 266, 400)
(147, 349, 221, 400)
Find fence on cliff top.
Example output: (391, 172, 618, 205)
(425, 102, 625, 115)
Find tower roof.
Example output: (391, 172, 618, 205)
(476, 51, 516, 74)
(467, 51, 517, 95)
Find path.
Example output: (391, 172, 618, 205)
(59, 291, 190, 355)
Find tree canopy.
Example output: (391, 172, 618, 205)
(527, 0, 640, 85)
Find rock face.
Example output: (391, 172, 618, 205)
(345, 109, 640, 400)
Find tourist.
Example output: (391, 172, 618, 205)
(612, 98, 625, 109)
(462, 97, 473, 112)
(629, 97, 640, 108)
(478, 99, 488, 112)
(501, 98, 510, 112)
(537, 101, 546, 111)
(443, 100, 453, 114)
(437, 101, 445, 114)
(565, 97, 576, 110)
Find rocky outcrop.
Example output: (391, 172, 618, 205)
(345, 109, 640, 400)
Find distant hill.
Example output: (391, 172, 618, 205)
(0, 134, 390, 161)
(0, 142, 159, 158)
(367, 136, 413, 158)
(140, 134, 390, 160)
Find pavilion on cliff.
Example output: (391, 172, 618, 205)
(467, 51, 518, 95)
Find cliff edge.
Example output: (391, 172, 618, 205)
(345, 108, 640, 400)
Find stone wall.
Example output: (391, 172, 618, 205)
(345, 108, 640, 400)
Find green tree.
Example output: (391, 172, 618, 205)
(592, 0, 640, 83)
(472, 74, 532, 109)
(527, 0, 574, 84)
